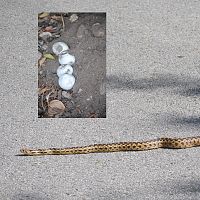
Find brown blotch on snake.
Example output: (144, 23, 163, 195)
(20, 136, 200, 156)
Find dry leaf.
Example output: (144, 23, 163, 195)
(38, 87, 49, 95)
(76, 106, 82, 114)
(39, 31, 52, 38)
(39, 12, 49, 18)
(44, 26, 54, 32)
(89, 112, 97, 118)
(48, 100, 65, 116)
(38, 57, 46, 67)
(61, 14, 65, 30)
(51, 15, 62, 21)
(43, 53, 55, 60)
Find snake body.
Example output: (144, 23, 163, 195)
(20, 136, 200, 156)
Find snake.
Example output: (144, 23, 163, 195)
(20, 136, 200, 156)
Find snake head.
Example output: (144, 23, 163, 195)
(20, 148, 33, 155)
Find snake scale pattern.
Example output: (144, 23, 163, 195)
(20, 136, 200, 156)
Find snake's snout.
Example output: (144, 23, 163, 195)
(20, 148, 31, 155)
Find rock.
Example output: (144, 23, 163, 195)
(40, 44, 48, 51)
(39, 70, 43, 75)
(76, 24, 88, 38)
(39, 31, 52, 38)
(92, 23, 105, 37)
(77, 88, 83, 93)
(69, 14, 78, 22)
(53, 34, 61, 38)
(38, 40, 44, 46)
(38, 40, 46, 52)
(39, 32, 52, 42)
(86, 96, 93, 101)
(62, 91, 72, 99)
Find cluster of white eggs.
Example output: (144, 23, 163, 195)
(52, 42, 76, 90)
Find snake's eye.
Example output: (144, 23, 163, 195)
(20, 148, 29, 154)
(20, 149, 25, 153)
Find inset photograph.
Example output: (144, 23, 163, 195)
(38, 12, 106, 118)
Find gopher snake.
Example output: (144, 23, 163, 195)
(20, 136, 200, 156)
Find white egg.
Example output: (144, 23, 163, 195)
(59, 53, 75, 65)
(58, 74, 75, 90)
(52, 42, 69, 55)
(57, 65, 73, 77)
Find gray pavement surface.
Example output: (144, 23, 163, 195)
(1, 0, 200, 199)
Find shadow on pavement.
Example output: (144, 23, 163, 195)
(159, 180, 200, 196)
(174, 116, 200, 125)
(179, 87, 200, 97)
(107, 74, 200, 96)
(88, 188, 133, 200)
(11, 193, 51, 200)
(167, 116, 200, 127)
(175, 180, 200, 194)
(88, 180, 200, 199)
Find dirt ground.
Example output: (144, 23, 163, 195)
(38, 13, 106, 118)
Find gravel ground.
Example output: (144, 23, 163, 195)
(1, 0, 200, 200)
(38, 13, 106, 118)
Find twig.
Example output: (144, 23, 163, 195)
(61, 14, 65, 31)
(46, 91, 53, 106)
(41, 94, 44, 110)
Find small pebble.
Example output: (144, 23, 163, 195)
(62, 91, 72, 99)
(69, 14, 78, 22)
(76, 24, 87, 38)
(54, 34, 61, 38)
(39, 31, 52, 38)
(92, 23, 105, 37)
(41, 44, 48, 51)
(38, 40, 44, 46)
(86, 96, 93, 101)
(78, 88, 83, 93)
